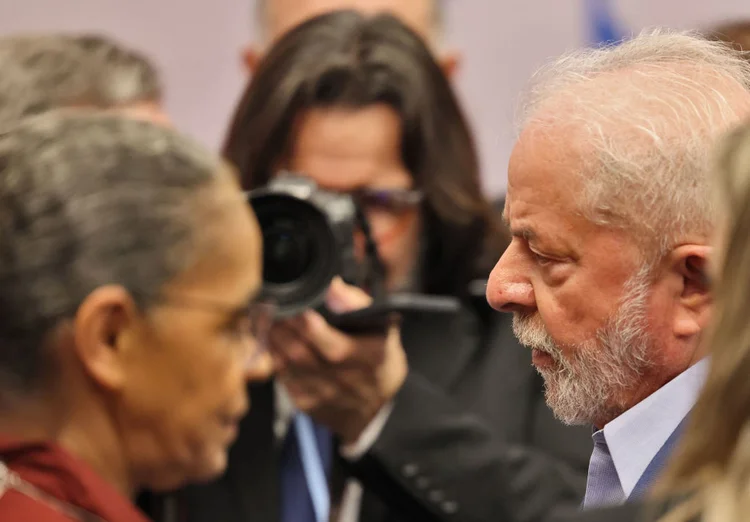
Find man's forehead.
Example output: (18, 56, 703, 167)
(266, 0, 434, 41)
(504, 127, 591, 236)
(508, 123, 585, 192)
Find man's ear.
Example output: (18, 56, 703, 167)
(241, 45, 263, 75)
(669, 244, 713, 339)
(72, 285, 138, 391)
(438, 51, 462, 79)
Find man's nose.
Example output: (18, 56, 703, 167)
(486, 244, 535, 313)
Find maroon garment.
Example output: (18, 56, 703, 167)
(0, 434, 151, 522)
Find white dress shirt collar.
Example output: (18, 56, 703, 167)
(599, 358, 709, 498)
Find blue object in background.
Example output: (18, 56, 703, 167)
(585, 0, 626, 46)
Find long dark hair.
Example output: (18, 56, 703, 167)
(223, 10, 505, 297)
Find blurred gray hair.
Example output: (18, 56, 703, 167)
(517, 28, 750, 259)
(0, 33, 162, 130)
(67, 33, 163, 104)
(0, 111, 226, 394)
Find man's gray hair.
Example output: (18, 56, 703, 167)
(0, 33, 162, 130)
(68, 33, 163, 105)
(0, 111, 224, 394)
(518, 28, 750, 258)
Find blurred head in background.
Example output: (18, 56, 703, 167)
(0, 111, 269, 496)
(487, 30, 750, 428)
(0, 32, 168, 130)
(243, 0, 459, 78)
(66, 33, 169, 124)
(225, 10, 503, 297)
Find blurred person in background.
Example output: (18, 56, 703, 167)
(242, 0, 512, 209)
(487, 28, 750, 513)
(0, 32, 168, 129)
(241, 0, 459, 78)
(144, 11, 591, 522)
(552, 111, 750, 522)
(0, 111, 271, 521)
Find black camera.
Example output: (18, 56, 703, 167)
(247, 173, 362, 317)
(248, 173, 460, 332)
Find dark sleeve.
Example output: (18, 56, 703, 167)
(345, 372, 589, 522)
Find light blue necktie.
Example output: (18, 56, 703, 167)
(583, 431, 625, 509)
(280, 412, 332, 522)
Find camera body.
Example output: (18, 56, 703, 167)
(248, 172, 360, 317)
(248, 172, 461, 330)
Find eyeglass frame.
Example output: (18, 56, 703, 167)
(146, 293, 276, 369)
(351, 187, 424, 213)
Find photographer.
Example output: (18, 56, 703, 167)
(147, 10, 591, 522)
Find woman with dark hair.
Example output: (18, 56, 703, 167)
(148, 11, 591, 522)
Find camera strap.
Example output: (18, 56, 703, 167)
(353, 204, 387, 300)
(0, 460, 105, 521)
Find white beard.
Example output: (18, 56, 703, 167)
(512, 265, 656, 425)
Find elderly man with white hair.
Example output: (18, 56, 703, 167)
(487, 28, 750, 511)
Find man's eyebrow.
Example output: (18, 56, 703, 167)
(513, 227, 537, 242)
(505, 220, 536, 241)
(502, 210, 538, 242)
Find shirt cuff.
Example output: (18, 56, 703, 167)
(339, 401, 395, 461)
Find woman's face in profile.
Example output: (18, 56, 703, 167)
(281, 104, 422, 291)
(111, 179, 268, 491)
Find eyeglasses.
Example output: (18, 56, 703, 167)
(152, 294, 276, 369)
(353, 188, 423, 213)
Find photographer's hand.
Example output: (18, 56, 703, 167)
(270, 278, 408, 444)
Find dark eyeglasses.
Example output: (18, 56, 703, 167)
(353, 188, 423, 213)
(153, 295, 276, 369)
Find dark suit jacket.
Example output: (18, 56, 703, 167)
(140, 299, 592, 522)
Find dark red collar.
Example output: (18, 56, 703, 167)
(0, 434, 151, 522)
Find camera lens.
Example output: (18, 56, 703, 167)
(263, 222, 314, 284)
(248, 185, 348, 316)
